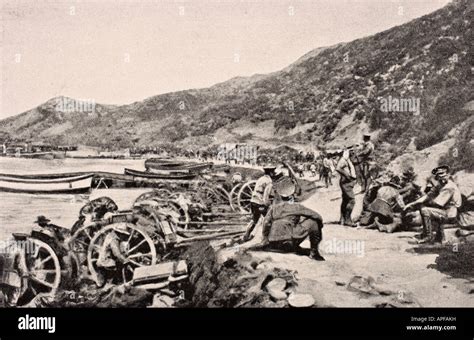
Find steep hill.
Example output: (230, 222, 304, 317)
(1, 0, 472, 168)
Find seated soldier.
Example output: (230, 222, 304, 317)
(404, 165, 462, 244)
(358, 176, 405, 232)
(253, 177, 325, 261)
(34, 216, 70, 257)
(399, 167, 422, 204)
(402, 174, 441, 228)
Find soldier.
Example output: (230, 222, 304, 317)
(356, 134, 375, 192)
(404, 165, 462, 244)
(336, 150, 357, 226)
(242, 165, 278, 241)
(399, 167, 422, 204)
(363, 176, 405, 232)
(321, 153, 333, 188)
(34, 216, 70, 256)
(96, 225, 131, 286)
(254, 177, 325, 261)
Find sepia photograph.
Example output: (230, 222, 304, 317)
(0, 0, 472, 337)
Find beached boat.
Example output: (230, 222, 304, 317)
(144, 158, 186, 168)
(145, 160, 213, 172)
(124, 168, 197, 180)
(0, 173, 94, 194)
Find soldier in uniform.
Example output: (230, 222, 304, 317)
(399, 167, 422, 204)
(321, 153, 333, 188)
(404, 165, 462, 244)
(242, 165, 278, 241)
(356, 134, 375, 192)
(254, 177, 325, 261)
(34, 216, 70, 257)
(336, 150, 357, 226)
(363, 176, 405, 232)
(96, 225, 131, 286)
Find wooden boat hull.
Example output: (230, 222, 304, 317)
(17, 152, 54, 160)
(145, 161, 213, 172)
(0, 173, 94, 194)
(124, 168, 197, 180)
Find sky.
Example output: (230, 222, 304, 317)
(0, 0, 450, 118)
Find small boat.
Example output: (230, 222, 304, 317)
(145, 161, 214, 172)
(16, 152, 54, 160)
(124, 168, 197, 180)
(148, 168, 191, 174)
(0, 173, 94, 194)
(145, 158, 187, 168)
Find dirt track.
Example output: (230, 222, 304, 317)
(241, 182, 474, 307)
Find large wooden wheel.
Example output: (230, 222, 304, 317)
(230, 183, 243, 211)
(134, 189, 172, 204)
(87, 223, 158, 284)
(19, 238, 62, 296)
(213, 185, 232, 206)
(69, 223, 106, 267)
(237, 180, 257, 213)
(152, 199, 191, 230)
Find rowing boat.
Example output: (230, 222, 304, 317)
(124, 168, 197, 180)
(145, 160, 213, 172)
(0, 173, 94, 194)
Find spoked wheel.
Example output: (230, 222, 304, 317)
(19, 238, 62, 296)
(152, 199, 191, 231)
(201, 186, 230, 205)
(230, 183, 243, 211)
(87, 223, 158, 284)
(134, 189, 172, 204)
(69, 223, 104, 267)
(213, 186, 231, 206)
(237, 180, 257, 213)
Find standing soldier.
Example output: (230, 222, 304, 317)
(322, 153, 333, 188)
(356, 134, 375, 192)
(336, 150, 357, 226)
(242, 165, 278, 241)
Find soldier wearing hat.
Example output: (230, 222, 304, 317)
(399, 167, 422, 204)
(242, 165, 279, 241)
(404, 165, 462, 244)
(336, 149, 357, 226)
(255, 177, 325, 261)
(355, 133, 375, 192)
(96, 224, 131, 286)
(34, 216, 70, 255)
(360, 176, 406, 232)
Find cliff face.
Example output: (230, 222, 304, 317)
(1, 0, 472, 166)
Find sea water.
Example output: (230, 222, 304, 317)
(0, 157, 149, 240)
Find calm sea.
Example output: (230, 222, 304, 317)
(0, 157, 152, 241)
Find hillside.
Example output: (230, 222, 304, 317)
(0, 0, 472, 169)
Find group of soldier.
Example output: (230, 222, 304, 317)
(241, 132, 467, 261)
